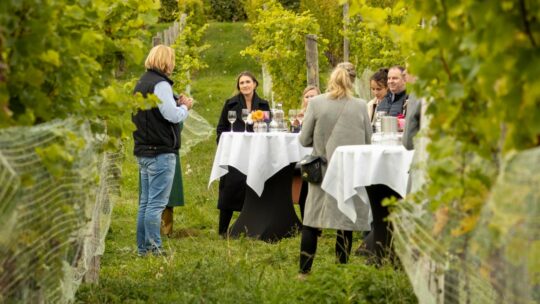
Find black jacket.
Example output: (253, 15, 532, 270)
(132, 69, 180, 156)
(216, 92, 270, 143)
(376, 90, 408, 117)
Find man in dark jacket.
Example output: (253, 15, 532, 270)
(376, 66, 407, 116)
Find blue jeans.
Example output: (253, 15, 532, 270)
(137, 153, 176, 254)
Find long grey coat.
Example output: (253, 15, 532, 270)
(299, 93, 372, 231)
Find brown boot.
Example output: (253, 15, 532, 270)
(161, 207, 173, 236)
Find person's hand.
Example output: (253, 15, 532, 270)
(179, 95, 194, 110)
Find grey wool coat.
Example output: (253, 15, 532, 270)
(299, 93, 373, 231)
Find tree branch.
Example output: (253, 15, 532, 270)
(519, 0, 537, 47)
(440, 49, 452, 81)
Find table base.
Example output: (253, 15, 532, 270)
(230, 164, 302, 242)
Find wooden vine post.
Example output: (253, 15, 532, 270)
(305, 34, 320, 88)
(343, 3, 350, 62)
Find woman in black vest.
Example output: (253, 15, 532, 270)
(132, 45, 192, 256)
(215, 71, 270, 236)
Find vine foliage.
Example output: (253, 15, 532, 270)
(347, 0, 540, 300)
(300, 0, 343, 67)
(0, 0, 162, 150)
(242, 0, 328, 109)
(345, 0, 406, 72)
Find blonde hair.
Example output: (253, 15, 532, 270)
(302, 85, 320, 96)
(326, 62, 356, 100)
(144, 45, 175, 76)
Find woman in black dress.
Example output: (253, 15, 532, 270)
(215, 71, 270, 236)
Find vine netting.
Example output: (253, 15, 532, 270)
(391, 130, 540, 303)
(0, 119, 122, 303)
(180, 108, 214, 157)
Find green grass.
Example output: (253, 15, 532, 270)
(197, 22, 260, 78)
(75, 22, 417, 304)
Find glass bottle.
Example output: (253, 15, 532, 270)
(274, 103, 285, 131)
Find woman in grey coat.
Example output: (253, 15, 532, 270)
(298, 62, 372, 274)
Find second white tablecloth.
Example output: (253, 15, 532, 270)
(321, 145, 414, 222)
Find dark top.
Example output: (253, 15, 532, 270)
(216, 92, 270, 143)
(376, 90, 408, 117)
(132, 69, 180, 157)
(216, 91, 270, 212)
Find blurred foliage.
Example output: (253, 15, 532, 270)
(241, 0, 266, 21)
(159, 0, 180, 22)
(178, 0, 207, 28)
(242, 0, 328, 109)
(206, 0, 300, 22)
(345, 0, 406, 72)
(300, 0, 344, 66)
(0, 0, 161, 150)
(206, 0, 246, 21)
(171, 15, 210, 91)
(346, 0, 540, 296)
(278, 0, 301, 11)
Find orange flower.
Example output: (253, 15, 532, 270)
(252, 110, 264, 121)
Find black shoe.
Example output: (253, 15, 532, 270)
(151, 248, 167, 257)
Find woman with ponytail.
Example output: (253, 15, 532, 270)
(297, 62, 372, 275)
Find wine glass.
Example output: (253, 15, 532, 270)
(296, 109, 304, 125)
(288, 109, 297, 131)
(241, 109, 250, 132)
(263, 111, 270, 123)
(227, 110, 236, 132)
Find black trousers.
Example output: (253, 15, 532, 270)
(364, 184, 401, 263)
(298, 181, 308, 221)
(218, 209, 234, 235)
(299, 226, 353, 273)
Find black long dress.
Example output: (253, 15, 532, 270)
(216, 92, 270, 212)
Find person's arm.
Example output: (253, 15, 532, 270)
(154, 81, 189, 124)
(402, 98, 420, 150)
(299, 101, 315, 147)
(362, 104, 372, 144)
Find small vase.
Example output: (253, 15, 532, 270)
(255, 121, 267, 133)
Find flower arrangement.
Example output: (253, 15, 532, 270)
(251, 110, 264, 122)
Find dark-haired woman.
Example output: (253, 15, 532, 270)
(215, 71, 271, 236)
(366, 68, 389, 122)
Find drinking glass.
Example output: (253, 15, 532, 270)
(374, 111, 387, 133)
(263, 111, 271, 123)
(288, 109, 297, 131)
(296, 109, 304, 125)
(227, 111, 236, 132)
(241, 109, 250, 132)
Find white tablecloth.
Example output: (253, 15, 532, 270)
(321, 145, 414, 222)
(209, 132, 312, 196)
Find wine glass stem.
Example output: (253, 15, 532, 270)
(230, 122, 233, 132)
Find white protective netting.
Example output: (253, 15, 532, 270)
(0, 119, 122, 303)
(179, 107, 214, 157)
(392, 140, 540, 303)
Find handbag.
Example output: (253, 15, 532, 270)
(299, 100, 349, 184)
(299, 155, 326, 183)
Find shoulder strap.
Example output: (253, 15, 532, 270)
(329, 100, 349, 139)
(318, 100, 349, 162)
